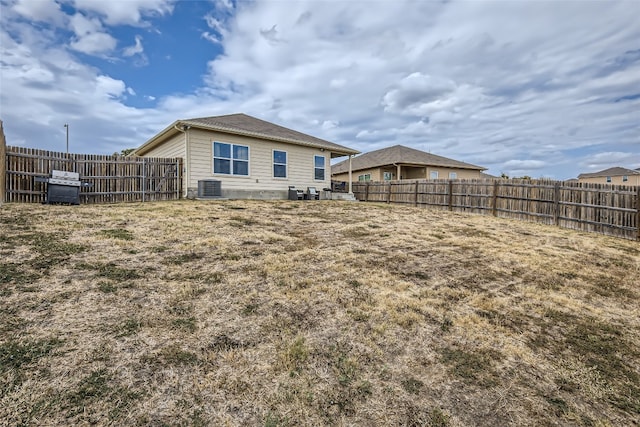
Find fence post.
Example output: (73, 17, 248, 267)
(387, 181, 392, 203)
(492, 180, 498, 217)
(364, 181, 369, 202)
(142, 157, 146, 202)
(554, 181, 560, 226)
(448, 180, 453, 211)
(636, 186, 640, 241)
(0, 120, 5, 205)
(174, 159, 179, 199)
(414, 180, 419, 206)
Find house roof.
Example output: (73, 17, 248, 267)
(331, 144, 486, 175)
(134, 113, 359, 157)
(480, 172, 499, 179)
(577, 166, 640, 179)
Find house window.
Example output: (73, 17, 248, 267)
(358, 174, 371, 182)
(623, 175, 628, 182)
(383, 172, 393, 181)
(449, 172, 457, 179)
(273, 150, 287, 178)
(606, 176, 611, 183)
(430, 171, 439, 179)
(213, 142, 249, 176)
(314, 155, 325, 180)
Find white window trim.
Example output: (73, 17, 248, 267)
(358, 174, 371, 182)
(606, 176, 612, 183)
(449, 172, 457, 179)
(314, 155, 326, 181)
(212, 141, 250, 177)
(430, 170, 439, 179)
(383, 172, 393, 181)
(622, 175, 628, 182)
(272, 149, 288, 179)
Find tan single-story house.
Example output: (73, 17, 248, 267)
(331, 144, 486, 182)
(133, 113, 359, 199)
(577, 167, 640, 186)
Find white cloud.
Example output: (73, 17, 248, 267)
(71, 0, 175, 26)
(201, 31, 221, 44)
(259, 24, 283, 44)
(329, 78, 346, 89)
(213, 0, 634, 179)
(93, 75, 125, 99)
(382, 73, 457, 114)
(581, 152, 640, 170)
(213, 0, 234, 12)
(70, 31, 117, 55)
(12, 0, 66, 26)
(69, 12, 101, 36)
(321, 120, 339, 131)
(0, 21, 163, 152)
(204, 13, 225, 33)
(503, 160, 546, 170)
(123, 35, 144, 57)
(67, 12, 116, 55)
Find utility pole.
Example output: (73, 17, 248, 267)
(64, 123, 69, 153)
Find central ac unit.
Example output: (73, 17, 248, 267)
(198, 179, 222, 198)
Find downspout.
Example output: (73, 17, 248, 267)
(174, 124, 190, 198)
(393, 163, 401, 180)
(348, 155, 353, 194)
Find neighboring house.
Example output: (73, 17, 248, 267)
(480, 172, 499, 180)
(133, 113, 359, 199)
(331, 144, 486, 182)
(577, 167, 640, 186)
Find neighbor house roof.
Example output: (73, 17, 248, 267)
(331, 144, 486, 175)
(577, 166, 640, 179)
(480, 172, 499, 179)
(134, 113, 359, 157)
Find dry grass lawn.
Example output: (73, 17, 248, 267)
(1, 199, 639, 426)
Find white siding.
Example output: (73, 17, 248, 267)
(142, 133, 185, 159)
(187, 129, 330, 191)
(579, 175, 640, 186)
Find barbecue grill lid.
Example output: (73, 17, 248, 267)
(51, 170, 80, 180)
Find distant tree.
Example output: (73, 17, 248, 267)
(113, 148, 136, 157)
(501, 173, 533, 180)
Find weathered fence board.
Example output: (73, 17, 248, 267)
(352, 179, 639, 240)
(4, 146, 182, 204)
(0, 121, 5, 205)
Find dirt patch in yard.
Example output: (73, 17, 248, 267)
(1, 200, 639, 426)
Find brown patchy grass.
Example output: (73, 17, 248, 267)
(1, 199, 639, 426)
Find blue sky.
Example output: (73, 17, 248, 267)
(1, 0, 639, 179)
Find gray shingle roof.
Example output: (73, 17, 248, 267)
(135, 113, 359, 156)
(183, 113, 358, 155)
(331, 144, 485, 175)
(577, 166, 640, 179)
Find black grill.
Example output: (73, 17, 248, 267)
(36, 170, 82, 204)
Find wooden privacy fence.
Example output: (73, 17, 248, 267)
(0, 122, 6, 205)
(352, 179, 640, 241)
(4, 146, 182, 204)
